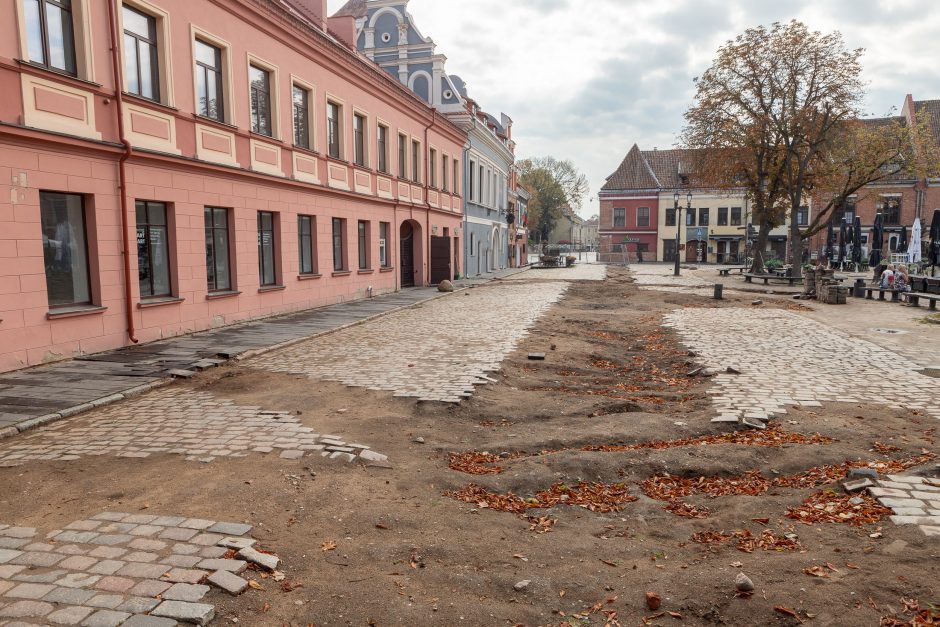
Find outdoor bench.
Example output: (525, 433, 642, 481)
(907, 293, 940, 310)
(718, 266, 748, 277)
(864, 287, 901, 302)
(744, 273, 802, 286)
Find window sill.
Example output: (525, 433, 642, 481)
(206, 290, 241, 301)
(297, 273, 322, 281)
(379, 267, 395, 273)
(193, 114, 238, 131)
(357, 269, 374, 275)
(137, 296, 185, 309)
(46, 305, 108, 320)
(15, 59, 101, 88)
(258, 285, 286, 293)
(249, 130, 280, 143)
(292, 144, 320, 157)
(331, 270, 352, 278)
(123, 92, 178, 112)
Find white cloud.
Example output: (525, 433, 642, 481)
(328, 0, 940, 216)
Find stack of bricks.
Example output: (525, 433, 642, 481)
(819, 283, 849, 305)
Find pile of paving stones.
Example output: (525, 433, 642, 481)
(869, 475, 940, 538)
(0, 390, 388, 468)
(0, 512, 277, 625)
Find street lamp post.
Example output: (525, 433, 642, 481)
(674, 191, 693, 276)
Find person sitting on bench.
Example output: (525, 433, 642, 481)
(880, 264, 896, 290)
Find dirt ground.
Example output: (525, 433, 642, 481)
(1, 267, 938, 626)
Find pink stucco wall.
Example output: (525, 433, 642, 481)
(0, 0, 465, 373)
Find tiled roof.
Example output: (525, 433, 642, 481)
(602, 145, 659, 191)
(913, 99, 940, 144)
(333, 0, 368, 18)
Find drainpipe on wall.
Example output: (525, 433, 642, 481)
(462, 142, 470, 279)
(424, 110, 434, 285)
(107, 0, 138, 345)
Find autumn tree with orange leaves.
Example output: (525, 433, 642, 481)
(682, 20, 939, 277)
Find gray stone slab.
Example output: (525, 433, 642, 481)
(0, 600, 55, 618)
(121, 615, 178, 627)
(46, 605, 94, 625)
(236, 547, 278, 571)
(162, 582, 209, 602)
(206, 522, 251, 536)
(152, 600, 215, 625)
(115, 596, 160, 613)
(207, 569, 248, 595)
(196, 558, 246, 573)
(81, 609, 132, 627)
(42, 587, 96, 605)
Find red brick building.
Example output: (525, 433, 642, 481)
(598, 145, 660, 262)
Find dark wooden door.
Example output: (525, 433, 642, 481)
(400, 223, 415, 287)
(430, 236, 451, 284)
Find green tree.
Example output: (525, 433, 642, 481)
(517, 157, 587, 244)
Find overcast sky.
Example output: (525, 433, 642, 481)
(327, 0, 940, 217)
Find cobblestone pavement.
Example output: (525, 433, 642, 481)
(629, 264, 714, 293)
(0, 389, 386, 468)
(249, 282, 569, 403)
(662, 308, 940, 423)
(502, 264, 607, 282)
(0, 512, 265, 625)
(869, 475, 940, 538)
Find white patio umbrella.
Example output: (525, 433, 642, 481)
(909, 218, 922, 264)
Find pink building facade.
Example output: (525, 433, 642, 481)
(0, 0, 466, 373)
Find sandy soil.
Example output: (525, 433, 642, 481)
(1, 267, 938, 627)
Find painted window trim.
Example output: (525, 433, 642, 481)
(14, 0, 95, 81)
(290, 76, 316, 151)
(118, 0, 174, 106)
(190, 25, 234, 125)
(246, 52, 281, 140)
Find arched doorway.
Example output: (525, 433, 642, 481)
(399, 220, 423, 288)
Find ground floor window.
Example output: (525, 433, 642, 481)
(358, 220, 370, 270)
(663, 239, 678, 263)
(136, 200, 171, 298)
(332, 218, 346, 271)
(298, 215, 316, 275)
(205, 207, 232, 292)
(258, 211, 277, 286)
(41, 192, 91, 307)
(379, 222, 390, 268)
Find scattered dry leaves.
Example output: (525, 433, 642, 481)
(664, 500, 710, 519)
(786, 490, 893, 526)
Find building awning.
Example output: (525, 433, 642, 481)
(711, 235, 743, 241)
(768, 235, 788, 242)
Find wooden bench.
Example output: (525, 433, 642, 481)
(717, 267, 748, 277)
(906, 292, 940, 310)
(864, 287, 901, 302)
(744, 273, 802, 286)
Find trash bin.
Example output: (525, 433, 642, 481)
(853, 279, 865, 298)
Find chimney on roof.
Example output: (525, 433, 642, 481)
(290, 0, 328, 31)
(328, 15, 357, 48)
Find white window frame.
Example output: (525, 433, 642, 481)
(118, 0, 174, 106)
(15, 0, 96, 81)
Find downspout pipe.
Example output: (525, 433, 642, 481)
(107, 0, 139, 344)
(424, 110, 433, 285)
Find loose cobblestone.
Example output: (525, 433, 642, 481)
(251, 282, 568, 403)
(663, 308, 940, 423)
(0, 389, 386, 466)
(0, 512, 272, 625)
(869, 476, 940, 537)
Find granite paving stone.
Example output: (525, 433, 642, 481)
(0, 599, 54, 618)
(162, 583, 209, 602)
(46, 605, 94, 625)
(81, 609, 131, 627)
(152, 600, 214, 625)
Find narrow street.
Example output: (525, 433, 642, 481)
(1, 266, 937, 626)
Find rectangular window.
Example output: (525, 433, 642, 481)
(123, 5, 159, 101)
(686, 210, 695, 227)
(398, 133, 407, 178)
(613, 208, 626, 228)
(469, 160, 476, 202)
(327, 102, 341, 159)
(136, 200, 171, 298)
(717, 207, 728, 226)
(257, 211, 276, 287)
(357, 220, 369, 270)
(478, 165, 484, 203)
(699, 208, 710, 226)
(195, 39, 224, 121)
(836, 200, 856, 224)
(332, 218, 345, 271)
(731, 207, 742, 226)
(881, 197, 901, 225)
(429, 148, 437, 188)
(204, 207, 231, 292)
(636, 207, 650, 227)
(442, 155, 449, 192)
(249, 64, 272, 137)
(453, 159, 459, 195)
(379, 221, 389, 268)
(796, 206, 810, 226)
(412, 140, 421, 183)
(25, 0, 77, 76)
(665, 208, 676, 226)
(353, 113, 366, 167)
(377, 124, 389, 173)
(292, 84, 310, 149)
(298, 215, 316, 275)
(40, 192, 90, 307)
